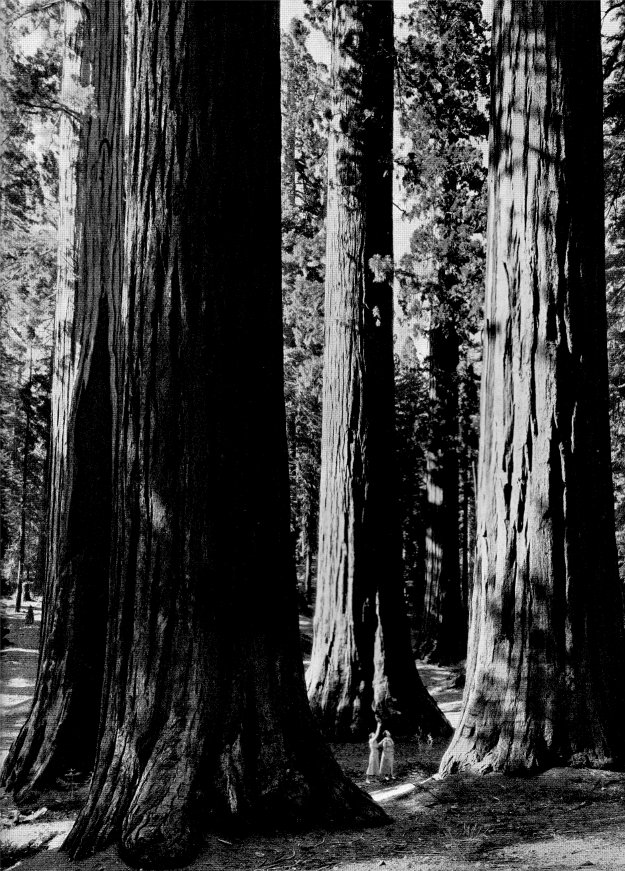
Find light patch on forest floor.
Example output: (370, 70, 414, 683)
(1, 601, 41, 770)
(417, 662, 463, 729)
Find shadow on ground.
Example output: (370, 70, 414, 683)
(3, 609, 625, 870)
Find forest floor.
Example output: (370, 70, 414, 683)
(2, 599, 625, 871)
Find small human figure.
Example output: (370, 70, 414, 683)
(365, 720, 382, 783)
(378, 730, 395, 781)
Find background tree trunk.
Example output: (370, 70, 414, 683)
(15, 350, 33, 614)
(65, 5, 385, 866)
(282, 31, 297, 210)
(440, 0, 625, 775)
(418, 324, 466, 664)
(1, 0, 124, 796)
(306, 0, 451, 741)
(300, 503, 313, 602)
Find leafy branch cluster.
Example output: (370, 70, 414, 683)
(0, 0, 59, 589)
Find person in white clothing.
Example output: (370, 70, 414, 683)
(378, 730, 395, 780)
(365, 721, 382, 783)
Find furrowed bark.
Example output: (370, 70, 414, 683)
(65, 5, 385, 866)
(1, 0, 124, 797)
(307, 0, 451, 742)
(440, 0, 625, 776)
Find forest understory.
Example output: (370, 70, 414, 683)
(2, 600, 625, 871)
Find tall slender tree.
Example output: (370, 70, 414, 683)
(440, 0, 625, 775)
(281, 18, 328, 602)
(420, 325, 464, 662)
(306, 0, 450, 741)
(65, 4, 384, 865)
(0, 1, 59, 596)
(395, 0, 488, 664)
(14, 349, 34, 614)
(1, 0, 124, 795)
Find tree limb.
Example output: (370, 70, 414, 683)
(16, 98, 81, 122)
(8, 0, 86, 25)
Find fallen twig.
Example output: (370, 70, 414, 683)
(253, 848, 296, 871)
(299, 836, 326, 850)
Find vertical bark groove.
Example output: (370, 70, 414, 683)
(1, 0, 124, 796)
(65, 5, 385, 865)
(307, 0, 451, 741)
(440, 0, 625, 776)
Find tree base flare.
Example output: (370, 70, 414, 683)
(439, 730, 625, 778)
(66, 738, 388, 868)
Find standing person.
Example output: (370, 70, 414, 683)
(365, 722, 382, 783)
(379, 731, 395, 781)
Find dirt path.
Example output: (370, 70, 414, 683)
(4, 766, 625, 871)
(3, 609, 625, 870)
(1, 597, 41, 770)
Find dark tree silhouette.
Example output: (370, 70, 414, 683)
(1, 0, 123, 796)
(440, 0, 625, 775)
(65, 4, 384, 866)
(419, 325, 466, 664)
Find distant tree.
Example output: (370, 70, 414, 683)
(14, 350, 34, 613)
(65, 4, 384, 865)
(396, 0, 488, 664)
(604, 3, 625, 580)
(307, 0, 451, 741)
(0, 0, 58, 594)
(441, 0, 625, 775)
(1, 0, 124, 796)
(281, 18, 329, 601)
(394, 351, 429, 608)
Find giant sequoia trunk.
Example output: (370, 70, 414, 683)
(65, 5, 385, 866)
(306, 0, 450, 741)
(1, 0, 123, 796)
(418, 324, 466, 664)
(440, 0, 625, 776)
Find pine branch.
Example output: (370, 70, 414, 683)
(8, 0, 85, 25)
(15, 98, 81, 122)
(603, 0, 625, 17)
(8, 1, 62, 24)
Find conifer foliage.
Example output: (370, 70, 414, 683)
(0, 1, 59, 596)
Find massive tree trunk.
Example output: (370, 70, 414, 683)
(1, 0, 124, 796)
(440, 0, 625, 776)
(65, 5, 385, 866)
(418, 324, 466, 664)
(306, 0, 450, 741)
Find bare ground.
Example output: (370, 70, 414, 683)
(2, 601, 625, 871)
